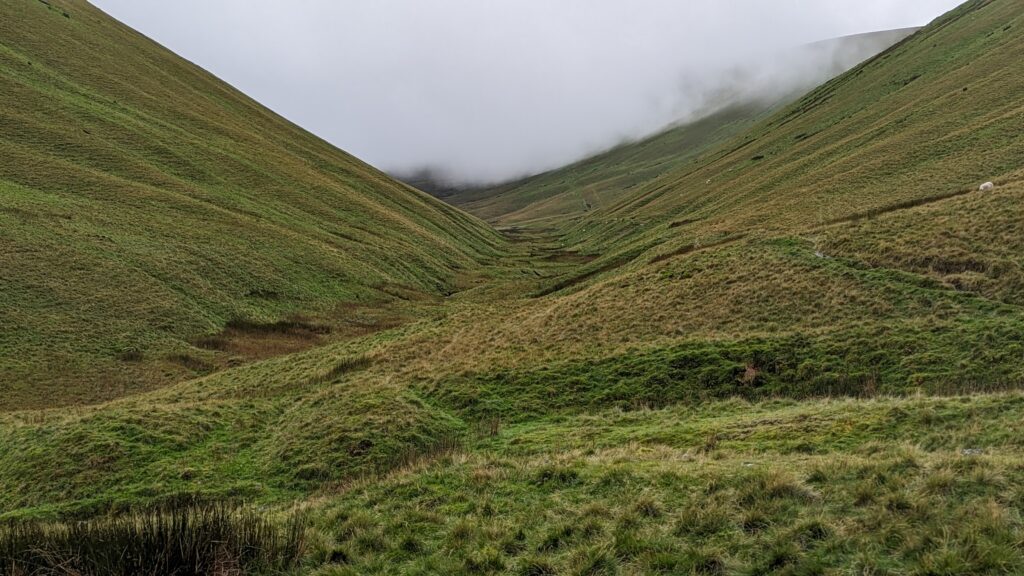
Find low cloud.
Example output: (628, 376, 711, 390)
(93, 0, 963, 184)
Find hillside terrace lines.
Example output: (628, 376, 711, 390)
(815, 182, 996, 228)
(0, 0, 505, 409)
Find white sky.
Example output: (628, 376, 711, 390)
(91, 1, 965, 183)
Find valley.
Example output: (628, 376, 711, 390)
(2, 0, 1024, 574)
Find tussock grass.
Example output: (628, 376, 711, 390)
(0, 500, 305, 576)
(298, 405, 1024, 574)
(422, 315, 1024, 422)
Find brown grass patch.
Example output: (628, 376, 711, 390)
(196, 318, 330, 360)
(542, 251, 599, 264)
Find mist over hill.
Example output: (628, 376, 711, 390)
(92, 0, 959, 185)
(398, 27, 919, 191)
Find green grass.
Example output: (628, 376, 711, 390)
(297, 393, 1024, 575)
(422, 318, 1024, 423)
(17, 391, 1024, 574)
(0, 0, 503, 409)
(820, 184, 1024, 305)
(3, 0, 1024, 573)
(0, 371, 465, 518)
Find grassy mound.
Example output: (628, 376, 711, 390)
(300, 393, 1024, 575)
(0, 372, 464, 517)
(263, 384, 465, 486)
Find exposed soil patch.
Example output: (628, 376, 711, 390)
(193, 304, 409, 368)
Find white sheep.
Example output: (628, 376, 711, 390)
(980, 181, 995, 192)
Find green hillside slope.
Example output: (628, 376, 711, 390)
(570, 0, 1022, 255)
(497, 0, 1024, 367)
(0, 0, 503, 409)
(451, 105, 766, 227)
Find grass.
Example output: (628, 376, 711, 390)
(422, 319, 1024, 423)
(819, 184, 1024, 305)
(0, 0, 504, 409)
(0, 499, 305, 575)
(296, 393, 1024, 575)
(7, 393, 1024, 574)
(3, 0, 1024, 573)
(0, 374, 467, 518)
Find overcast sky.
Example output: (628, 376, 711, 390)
(92, 1, 963, 184)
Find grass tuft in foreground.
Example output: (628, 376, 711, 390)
(0, 499, 305, 576)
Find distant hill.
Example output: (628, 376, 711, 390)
(439, 27, 920, 226)
(566, 4, 1020, 257)
(446, 103, 766, 226)
(0, 0, 502, 408)
(392, 167, 470, 199)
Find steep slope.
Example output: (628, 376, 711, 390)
(447, 28, 919, 227)
(570, 0, 1022, 255)
(0, 0, 503, 409)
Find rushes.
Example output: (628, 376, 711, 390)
(0, 501, 305, 576)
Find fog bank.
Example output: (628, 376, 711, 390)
(92, 1, 963, 184)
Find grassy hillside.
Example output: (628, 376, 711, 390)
(448, 105, 766, 227)
(0, 0, 503, 409)
(565, 0, 1022, 255)
(448, 28, 918, 228)
(4, 0, 1024, 574)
